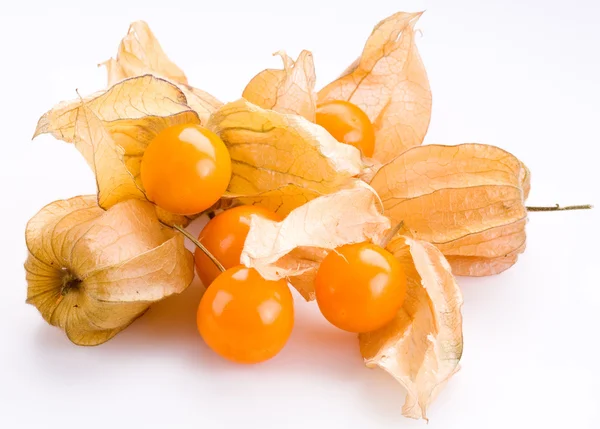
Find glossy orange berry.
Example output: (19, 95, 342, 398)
(315, 242, 406, 333)
(197, 265, 294, 364)
(195, 205, 282, 287)
(140, 124, 231, 215)
(316, 100, 375, 157)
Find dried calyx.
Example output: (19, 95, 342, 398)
(59, 269, 81, 296)
(25, 197, 194, 346)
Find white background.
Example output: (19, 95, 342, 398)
(1, 0, 599, 428)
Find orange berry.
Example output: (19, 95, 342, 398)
(316, 100, 375, 157)
(140, 124, 231, 215)
(195, 205, 282, 287)
(197, 266, 294, 364)
(315, 242, 406, 333)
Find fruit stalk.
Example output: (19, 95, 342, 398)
(173, 225, 225, 272)
(526, 204, 593, 212)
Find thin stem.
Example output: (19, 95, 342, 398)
(526, 204, 593, 212)
(173, 224, 225, 273)
(377, 221, 405, 248)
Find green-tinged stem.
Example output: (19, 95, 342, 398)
(526, 204, 593, 212)
(173, 224, 225, 273)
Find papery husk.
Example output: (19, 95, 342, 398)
(33, 75, 200, 225)
(243, 50, 317, 121)
(101, 20, 222, 123)
(370, 143, 530, 275)
(318, 11, 431, 163)
(24, 197, 194, 346)
(240, 185, 390, 299)
(208, 99, 365, 216)
(359, 236, 463, 420)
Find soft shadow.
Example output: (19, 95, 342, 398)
(31, 278, 208, 368)
(33, 287, 364, 377)
(279, 301, 429, 424)
(111, 279, 207, 356)
(270, 299, 363, 374)
(31, 269, 428, 421)
(356, 366, 410, 423)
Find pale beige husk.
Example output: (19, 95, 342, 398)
(207, 99, 365, 216)
(101, 20, 222, 124)
(33, 75, 200, 225)
(24, 197, 194, 346)
(370, 143, 530, 275)
(243, 50, 317, 121)
(318, 11, 432, 163)
(360, 236, 463, 420)
(241, 185, 390, 299)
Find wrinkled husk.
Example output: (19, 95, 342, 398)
(360, 236, 463, 420)
(318, 12, 431, 163)
(33, 75, 201, 225)
(208, 99, 365, 216)
(370, 143, 530, 276)
(25, 197, 194, 345)
(101, 20, 222, 124)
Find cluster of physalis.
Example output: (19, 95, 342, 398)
(140, 101, 405, 363)
(25, 11, 590, 420)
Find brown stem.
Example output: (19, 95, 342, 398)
(377, 221, 405, 248)
(526, 204, 593, 212)
(173, 224, 225, 273)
